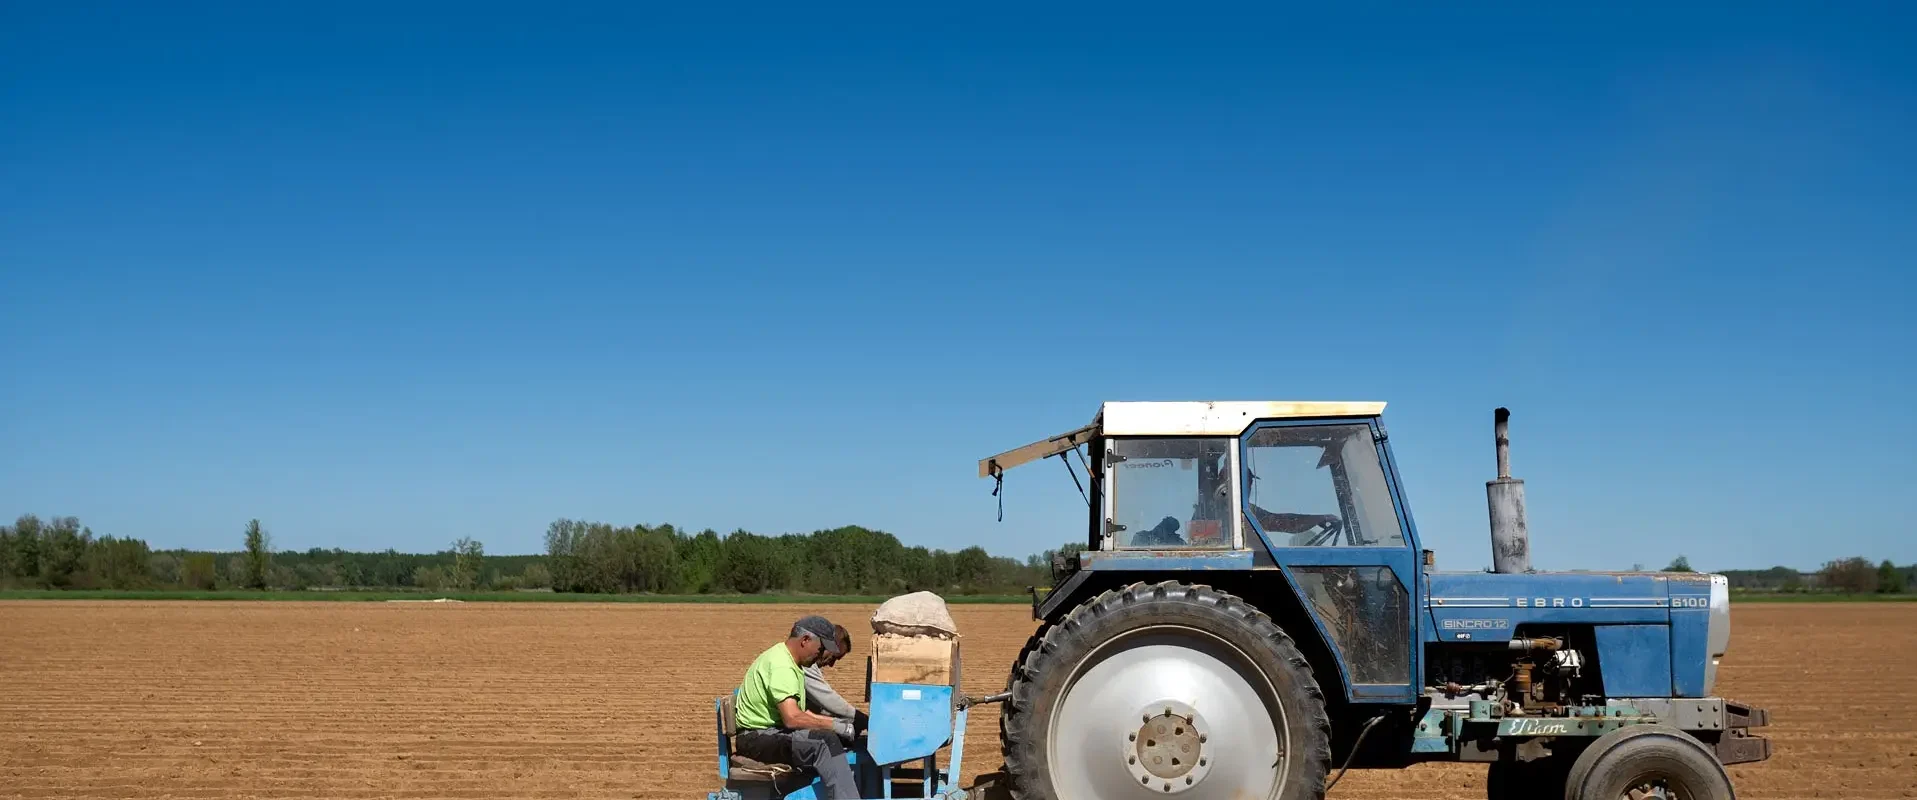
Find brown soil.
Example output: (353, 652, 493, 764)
(1, 601, 1910, 799)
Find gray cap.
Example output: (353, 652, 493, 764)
(795, 615, 842, 655)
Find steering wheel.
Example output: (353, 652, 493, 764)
(1251, 506, 1347, 545)
(1302, 515, 1345, 546)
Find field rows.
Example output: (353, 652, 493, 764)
(4, 601, 1913, 799)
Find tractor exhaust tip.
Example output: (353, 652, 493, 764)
(1487, 407, 1531, 573)
(1494, 407, 1512, 478)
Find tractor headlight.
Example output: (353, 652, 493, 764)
(1704, 574, 1731, 695)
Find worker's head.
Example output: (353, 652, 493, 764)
(787, 614, 843, 667)
(818, 624, 855, 668)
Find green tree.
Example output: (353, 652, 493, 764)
(952, 546, 995, 593)
(86, 536, 153, 589)
(452, 536, 485, 590)
(241, 519, 272, 589)
(1878, 559, 1907, 594)
(544, 518, 586, 592)
(39, 517, 92, 588)
(899, 546, 935, 591)
(676, 530, 724, 593)
(632, 525, 679, 593)
(719, 531, 784, 593)
(1664, 556, 1694, 573)
(7, 515, 45, 582)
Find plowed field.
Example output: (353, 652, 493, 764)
(2, 601, 1911, 799)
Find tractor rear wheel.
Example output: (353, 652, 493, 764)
(999, 581, 1332, 800)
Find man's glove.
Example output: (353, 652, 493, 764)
(833, 718, 855, 742)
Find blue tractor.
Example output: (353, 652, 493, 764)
(980, 402, 1771, 800)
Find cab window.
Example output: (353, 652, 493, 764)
(1107, 438, 1233, 549)
(1243, 424, 1404, 548)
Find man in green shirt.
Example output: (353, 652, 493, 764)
(733, 615, 859, 799)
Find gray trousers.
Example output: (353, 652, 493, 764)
(734, 727, 859, 800)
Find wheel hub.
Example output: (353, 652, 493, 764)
(1046, 626, 1289, 800)
(1625, 783, 1673, 800)
(1122, 700, 1214, 793)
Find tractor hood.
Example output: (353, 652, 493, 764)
(1426, 570, 1728, 698)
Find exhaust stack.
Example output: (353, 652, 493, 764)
(1487, 407, 1531, 573)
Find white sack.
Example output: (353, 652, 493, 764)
(871, 591, 959, 639)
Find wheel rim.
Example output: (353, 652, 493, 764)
(1046, 625, 1289, 800)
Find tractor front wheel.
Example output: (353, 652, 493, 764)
(1563, 725, 1734, 800)
(998, 581, 1332, 800)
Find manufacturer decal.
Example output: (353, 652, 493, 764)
(1506, 719, 1572, 736)
(1514, 597, 1586, 607)
(1122, 459, 1178, 469)
(1441, 619, 1511, 630)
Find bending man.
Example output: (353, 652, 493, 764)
(733, 614, 859, 799)
(803, 625, 867, 743)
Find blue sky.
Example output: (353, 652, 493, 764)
(4, 3, 1913, 570)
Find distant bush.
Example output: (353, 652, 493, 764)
(180, 554, 218, 590)
(148, 552, 181, 586)
(413, 565, 451, 591)
(1879, 560, 1908, 594)
(1820, 557, 1877, 594)
(519, 563, 552, 589)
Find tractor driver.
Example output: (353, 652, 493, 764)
(733, 614, 859, 799)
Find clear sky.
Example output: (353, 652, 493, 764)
(4, 3, 1913, 571)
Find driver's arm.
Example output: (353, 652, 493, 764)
(777, 697, 840, 732)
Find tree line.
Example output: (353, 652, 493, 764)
(1618, 555, 1910, 595)
(5, 512, 1905, 596)
(0, 513, 1075, 596)
(541, 518, 1076, 595)
(1714, 558, 1910, 594)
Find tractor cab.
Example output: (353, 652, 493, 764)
(982, 400, 1404, 554)
(984, 401, 1421, 699)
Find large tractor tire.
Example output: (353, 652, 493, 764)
(999, 581, 1332, 800)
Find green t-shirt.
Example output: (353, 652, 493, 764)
(736, 642, 805, 730)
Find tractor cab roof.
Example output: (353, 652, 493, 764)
(978, 401, 1385, 477)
